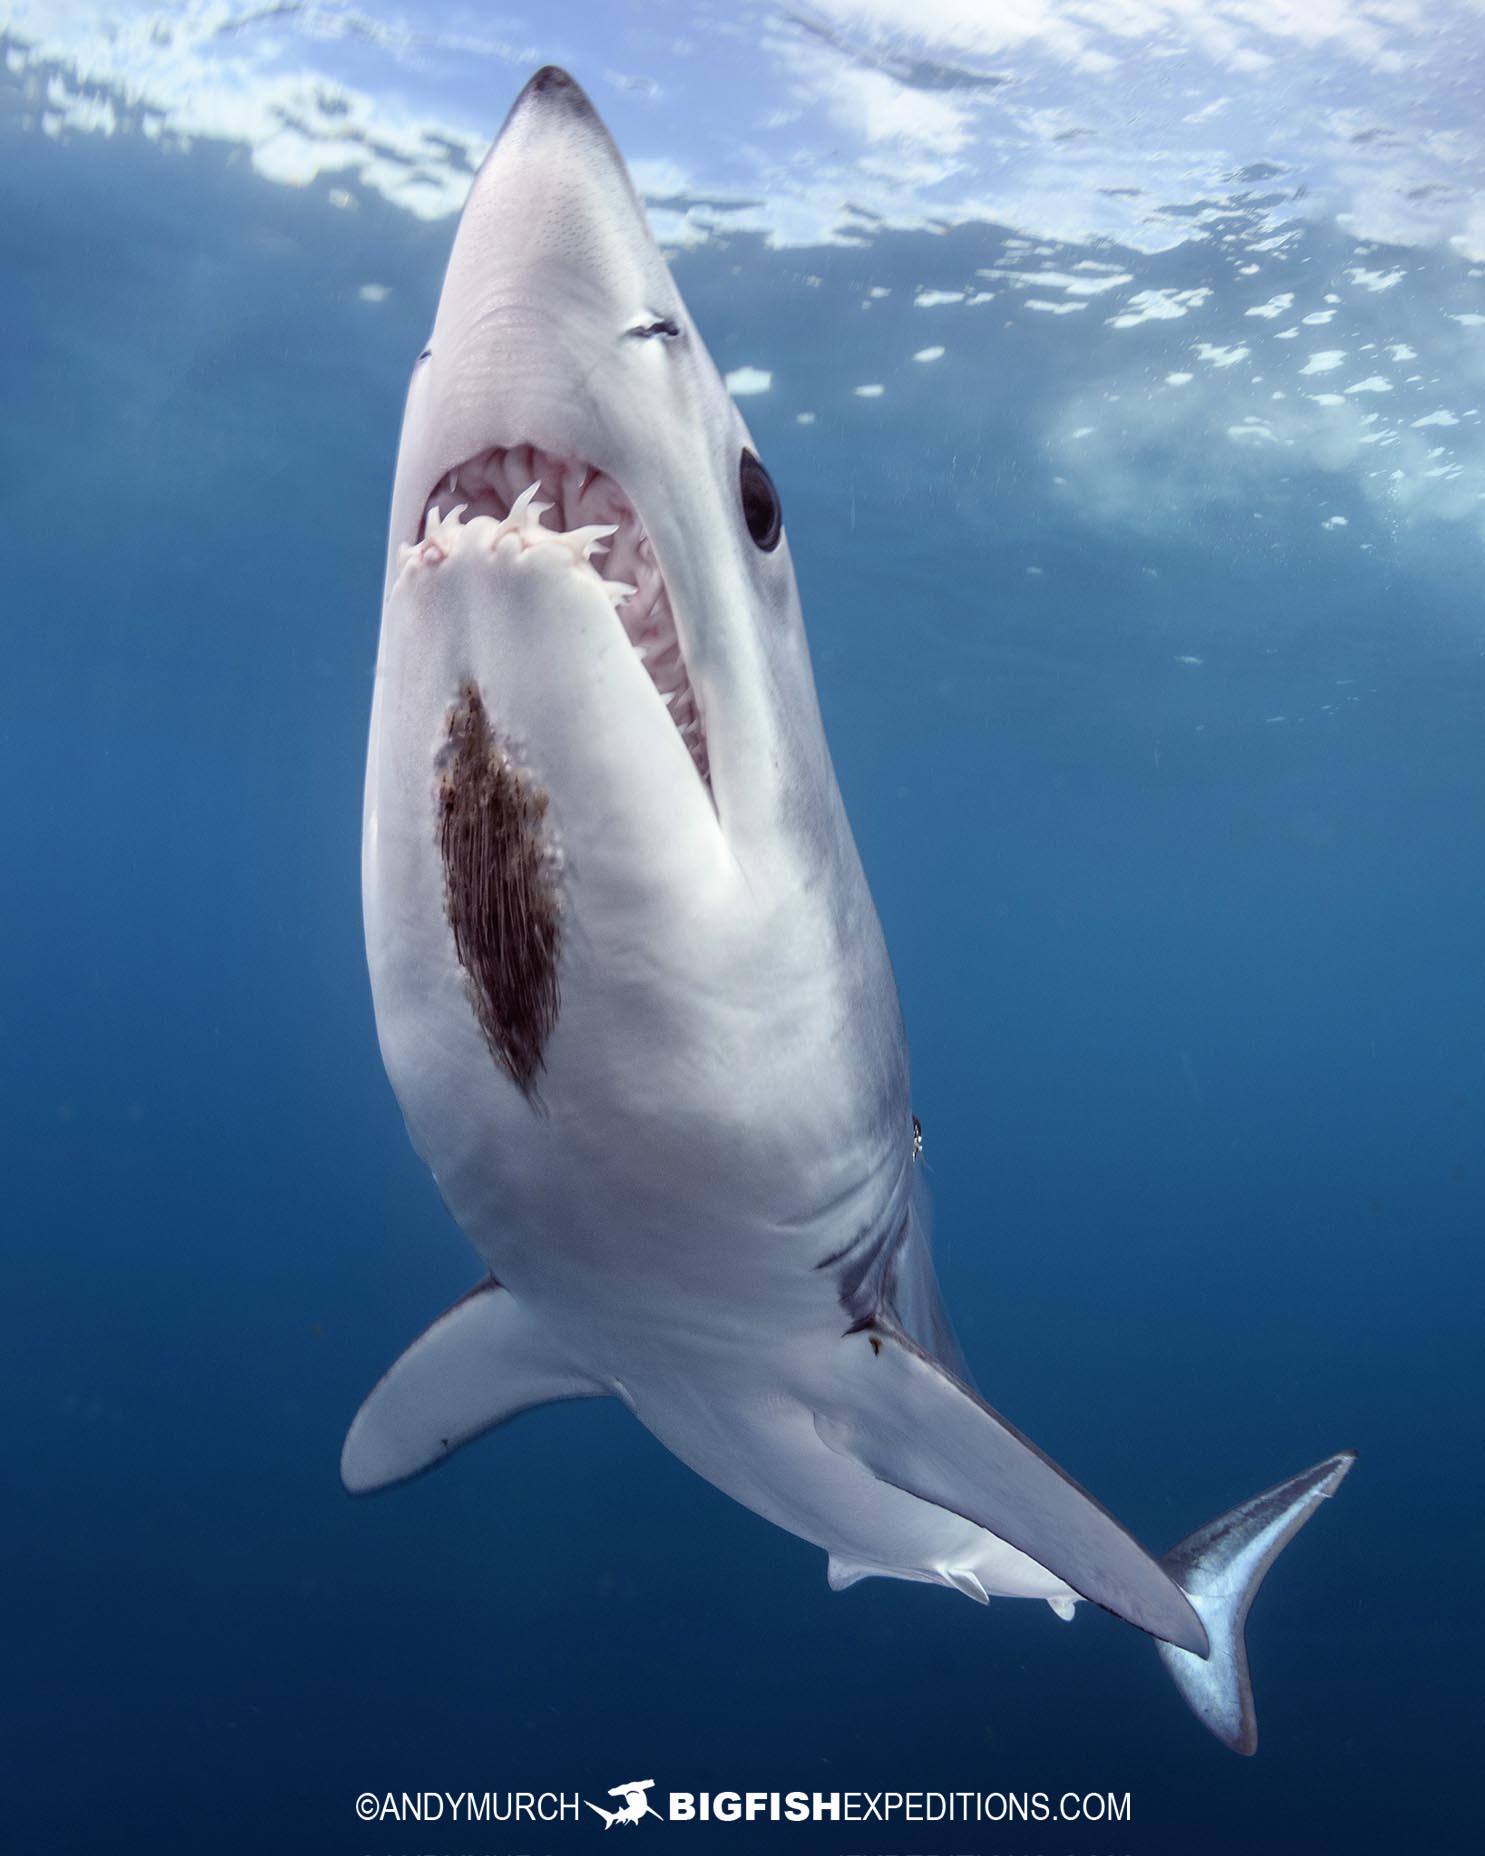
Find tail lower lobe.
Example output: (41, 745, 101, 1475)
(1154, 1450, 1355, 1754)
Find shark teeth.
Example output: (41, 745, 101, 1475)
(396, 490, 634, 604)
(406, 444, 711, 790)
(506, 480, 551, 526)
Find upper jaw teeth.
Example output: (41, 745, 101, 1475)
(397, 447, 712, 791)
(396, 484, 631, 602)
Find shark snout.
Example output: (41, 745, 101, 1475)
(458, 64, 663, 323)
(505, 64, 595, 124)
(390, 61, 825, 874)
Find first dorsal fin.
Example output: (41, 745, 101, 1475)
(340, 1278, 604, 1493)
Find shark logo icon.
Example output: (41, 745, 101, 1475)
(583, 1779, 661, 1828)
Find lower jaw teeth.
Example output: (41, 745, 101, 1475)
(400, 487, 636, 608)
(410, 460, 711, 789)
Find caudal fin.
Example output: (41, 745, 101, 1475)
(1156, 1450, 1355, 1754)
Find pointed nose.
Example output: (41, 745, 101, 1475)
(441, 63, 663, 346)
(469, 62, 634, 247)
(410, 61, 678, 498)
(493, 67, 611, 167)
(508, 65, 597, 121)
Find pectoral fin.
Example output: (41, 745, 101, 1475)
(814, 1323, 1208, 1655)
(341, 1278, 603, 1493)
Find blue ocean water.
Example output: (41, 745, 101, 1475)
(3, 14, 1483, 1855)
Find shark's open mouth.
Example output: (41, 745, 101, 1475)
(412, 446, 709, 788)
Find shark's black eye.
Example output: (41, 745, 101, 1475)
(739, 449, 782, 552)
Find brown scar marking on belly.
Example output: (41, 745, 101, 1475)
(438, 682, 560, 1096)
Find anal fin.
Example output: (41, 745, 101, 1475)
(827, 1556, 876, 1592)
(341, 1278, 603, 1493)
(815, 1322, 1207, 1655)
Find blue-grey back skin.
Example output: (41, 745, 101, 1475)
(347, 65, 1352, 1749)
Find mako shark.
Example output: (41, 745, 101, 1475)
(347, 65, 1352, 1753)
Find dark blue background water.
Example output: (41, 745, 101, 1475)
(4, 90, 1481, 1856)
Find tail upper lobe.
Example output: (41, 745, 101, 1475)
(1155, 1451, 1355, 1753)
